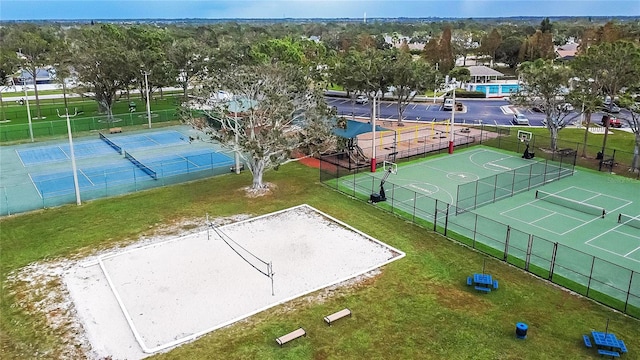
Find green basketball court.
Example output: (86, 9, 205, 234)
(329, 145, 640, 313)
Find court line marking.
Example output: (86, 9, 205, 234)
(584, 227, 640, 263)
(500, 200, 602, 236)
(58, 145, 70, 159)
(79, 169, 95, 186)
(28, 173, 43, 199)
(537, 186, 633, 222)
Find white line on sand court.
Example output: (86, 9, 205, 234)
(64, 204, 405, 359)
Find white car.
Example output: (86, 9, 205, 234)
(355, 95, 368, 104)
(512, 113, 530, 125)
(442, 98, 454, 111)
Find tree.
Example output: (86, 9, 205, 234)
(0, 49, 20, 122)
(71, 24, 130, 129)
(5, 25, 58, 119)
(495, 35, 524, 68)
(513, 59, 574, 150)
(388, 51, 437, 126)
(572, 41, 640, 168)
(166, 37, 207, 102)
(539, 17, 553, 33)
(564, 77, 601, 158)
(185, 62, 332, 190)
(448, 67, 471, 84)
(438, 26, 455, 72)
(481, 29, 502, 66)
(618, 97, 640, 173)
(519, 30, 554, 62)
(334, 48, 393, 124)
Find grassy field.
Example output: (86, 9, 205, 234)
(1, 93, 182, 125)
(1, 159, 639, 359)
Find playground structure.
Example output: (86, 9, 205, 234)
(322, 118, 495, 171)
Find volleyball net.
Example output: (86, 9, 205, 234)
(207, 215, 274, 295)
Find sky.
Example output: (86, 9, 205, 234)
(1, 0, 639, 21)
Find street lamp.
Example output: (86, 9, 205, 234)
(371, 93, 377, 172)
(142, 70, 152, 129)
(449, 78, 456, 154)
(57, 108, 81, 205)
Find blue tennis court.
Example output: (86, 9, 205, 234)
(30, 149, 234, 197)
(108, 131, 189, 151)
(16, 130, 189, 166)
(17, 140, 117, 166)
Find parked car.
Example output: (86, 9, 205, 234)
(442, 98, 454, 111)
(601, 115, 622, 128)
(512, 113, 530, 125)
(355, 95, 368, 104)
(558, 103, 574, 112)
(603, 96, 621, 113)
(531, 104, 545, 112)
(603, 104, 621, 113)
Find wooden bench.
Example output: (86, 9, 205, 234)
(324, 308, 352, 326)
(582, 335, 592, 348)
(275, 327, 306, 347)
(109, 127, 122, 134)
(597, 349, 620, 357)
(474, 286, 491, 293)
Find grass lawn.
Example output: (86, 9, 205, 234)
(1, 94, 182, 126)
(1, 160, 638, 359)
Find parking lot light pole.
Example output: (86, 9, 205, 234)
(371, 94, 377, 172)
(449, 82, 456, 154)
(57, 108, 81, 205)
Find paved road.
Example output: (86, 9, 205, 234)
(326, 96, 638, 130)
(326, 96, 582, 127)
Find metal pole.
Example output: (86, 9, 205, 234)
(449, 86, 455, 154)
(24, 84, 34, 142)
(143, 71, 152, 129)
(234, 108, 241, 174)
(58, 109, 81, 205)
(371, 95, 377, 172)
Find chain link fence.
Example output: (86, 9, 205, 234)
(320, 126, 640, 319)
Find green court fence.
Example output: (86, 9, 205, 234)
(320, 150, 640, 320)
(0, 109, 179, 142)
(456, 152, 576, 213)
(480, 126, 639, 180)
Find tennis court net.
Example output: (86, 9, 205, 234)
(535, 190, 605, 218)
(618, 213, 640, 230)
(123, 151, 157, 180)
(99, 132, 122, 154)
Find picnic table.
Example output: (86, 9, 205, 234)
(583, 331, 628, 357)
(467, 273, 498, 293)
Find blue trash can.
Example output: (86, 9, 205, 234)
(516, 322, 528, 339)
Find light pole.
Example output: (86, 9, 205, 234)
(22, 82, 34, 142)
(57, 108, 81, 205)
(142, 70, 152, 129)
(233, 100, 241, 174)
(371, 94, 377, 172)
(449, 79, 456, 154)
